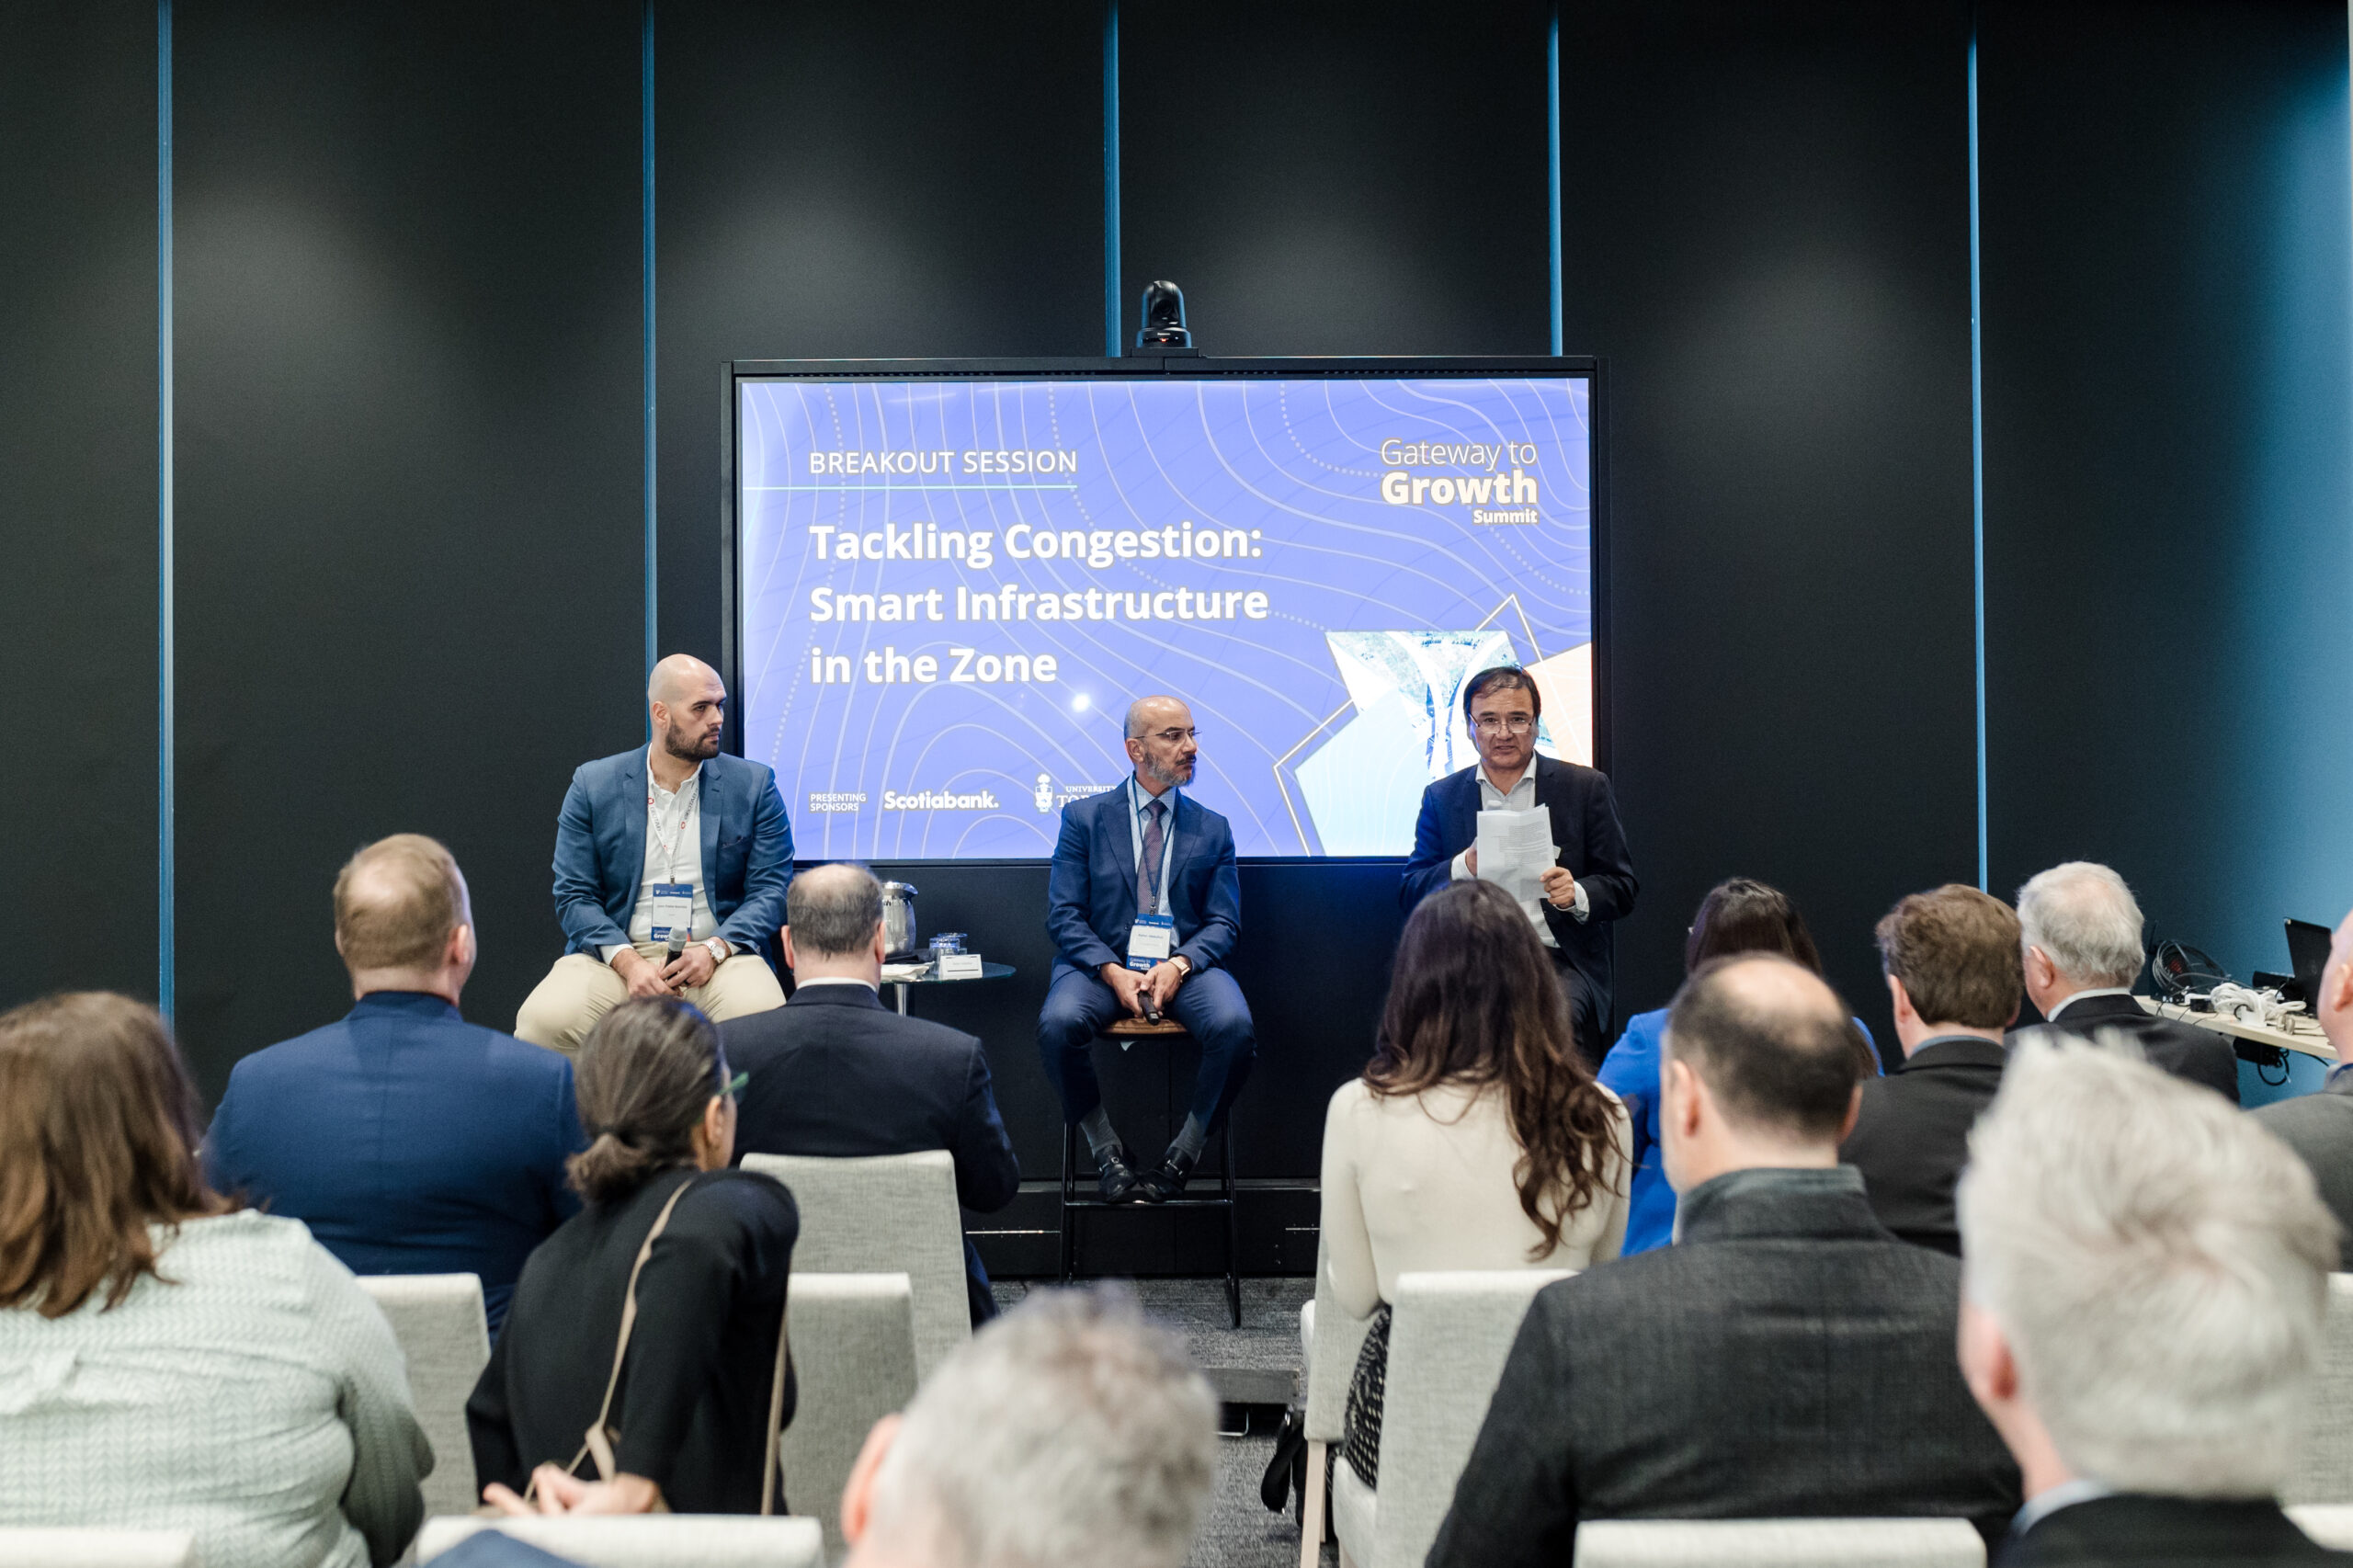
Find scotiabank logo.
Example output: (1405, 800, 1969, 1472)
(882, 789, 1002, 811)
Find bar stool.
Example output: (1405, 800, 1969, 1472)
(1058, 1016, 1241, 1327)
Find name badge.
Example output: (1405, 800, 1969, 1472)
(650, 882, 694, 944)
(1126, 914, 1176, 971)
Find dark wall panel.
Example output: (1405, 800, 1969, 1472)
(1562, 0, 1978, 1051)
(1120, 0, 1551, 356)
(1981, 0, 2353, 984)
(655, 0, 1102, 676)
(0, 1, 158, 1007)
(173, 1, 642, 1100)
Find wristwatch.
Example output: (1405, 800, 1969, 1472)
(702, 937, 730, 963)
(1170, 954, 1193, 977)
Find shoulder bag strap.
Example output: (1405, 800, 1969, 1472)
(760, 1289, 792, 1516)
(574, 1176, 695, 1486)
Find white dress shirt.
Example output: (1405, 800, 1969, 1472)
(601, 749, 720, 964)
(2050, 986, 2136, 1019)
(1449, 764, 1590, 946)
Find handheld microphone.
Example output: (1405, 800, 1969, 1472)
(665, 925, 689, 984)
(1141, 986, 1162, 1025)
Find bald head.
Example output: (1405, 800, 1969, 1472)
(1125, 695, 1187, 739)
(1664, 953, 1863, 1144)
(1123, 696, 1199, 793)
(334, 834, 472, 990)
(788, 862, 885, 958)
(648, 653, 726, 767)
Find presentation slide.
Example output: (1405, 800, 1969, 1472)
(737, 373, 1593, 858)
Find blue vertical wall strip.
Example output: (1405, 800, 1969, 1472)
(1967, 17, 1988, 891)
(1103, 0, 1120, 356)
(642, 0, 658, 681)
(1547, 4, 1563, 356)
(158, 0, 176, 1017)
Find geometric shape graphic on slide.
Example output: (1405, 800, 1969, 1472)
(1523, 642, 1594, 768)
(1296, 629, 1509, 855)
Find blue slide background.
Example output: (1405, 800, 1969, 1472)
(739, 375, 1592, 858)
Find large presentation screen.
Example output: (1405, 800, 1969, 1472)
(735, 369, 1594, 859)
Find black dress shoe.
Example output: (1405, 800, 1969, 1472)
(1096, 1145, 1143, 1204)
(1138, 1146, 1198, 1204)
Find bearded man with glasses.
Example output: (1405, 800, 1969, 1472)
(1400, 665, 1638, 1063)
(1038, 695, 1256, 1204)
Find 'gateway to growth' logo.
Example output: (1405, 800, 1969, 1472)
(881, 788, 1002, 811)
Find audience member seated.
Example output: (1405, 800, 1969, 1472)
(469, 998, 797, 1516)
(2010, 860, 2239, 1102)
(1958, 1039, 2347, 1565)
(0, 993, 428, 1567)
(720, 862, 1019, 1325)
(2255, 907, 2353, 1240)
(837, 1285, 1216, 1568)
(1320, 879, 1629, 1488)
(1426, 955, 2019, 1568)
(1840, 883, 2024, 1256)
(204, 834, 583, 1334)
(1598, 877, 1878, 1254)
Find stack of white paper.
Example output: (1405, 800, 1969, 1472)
(1475, 807, 1558, 925)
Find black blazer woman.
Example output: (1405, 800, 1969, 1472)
(468, 997, 797, 1515)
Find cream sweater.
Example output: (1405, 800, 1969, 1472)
(1318, 1076, 1631, 1315)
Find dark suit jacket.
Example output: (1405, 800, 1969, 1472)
(2255, 1074, 2353, 1241)
(2012, 993, 2240, 1104)
(1426, 1168, 2021, 1568)
(2000, 1494, 2353, 1565)
(1397, 755, 1638, 1031)
(204, 991, 584, 1332)
(720, 984, 1018, 1319)
(551, 747, 794, 968)
(1046, 780, 1240, 977)
(1840, 1035, 2011, 1257)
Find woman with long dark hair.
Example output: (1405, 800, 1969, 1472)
(468, 997, 797, 1515)
(0, 993, 427, 1566)
(1596, 877, 1881, 1255)
(1318, 879, 1630, 1488)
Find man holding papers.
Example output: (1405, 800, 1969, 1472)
(1039, 695, 1257, 1205)
(1400, 665, 1638, 1062)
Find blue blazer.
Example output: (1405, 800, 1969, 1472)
(203, 991, 585, 1330)
(553, 747, 794, 964)
(1046, 782, 1241, 977)
(1398, 755, 1639, 1029)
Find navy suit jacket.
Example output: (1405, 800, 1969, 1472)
(721, 983, 1018, 1321)
(552, 747, 794, 966)
(1398, 755, 1639, 1028)
(203, 991, 585, 1330)
(1046, 781, 1242, 978)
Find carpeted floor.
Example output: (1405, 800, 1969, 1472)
(991, 1276, 1335, 1568)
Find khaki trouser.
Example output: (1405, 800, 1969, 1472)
(515, 946, 786, 1054)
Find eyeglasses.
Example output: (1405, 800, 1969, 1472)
(724, 1071, 748, 1098)
(1471, 715, 1536, 735)
(1143, 728, 1198, 744)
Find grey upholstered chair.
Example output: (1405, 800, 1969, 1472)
(355, 1273, 491, 1517)
(1330, 1268, 1571, 1568)
(0, 1530, 194, 1568)
(1297, 1237, 1378, 1568)
(741, 1150, 969, 1381)
(2284, 1273, 2353, 1505)
(1570, 1518, 1985, 1567)
(2289, 1504, 2353, 1549)
(415, 1517, 824, 1567)
(779, 1271, 921, 1562)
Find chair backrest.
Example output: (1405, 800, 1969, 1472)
(416, 1517, 823, 1568)
(779, 1272, 921, 1562)
(2285, 1273, 2353, 1505)
(2288, 1504, 2353, 1550)
(1302, 1235, 1376, 1446)
(0, 1530, 194, 1568)
(1366, 1268, 1571, 1568)
(1572, 1518, 1985, 1567)
(356, 1272, 491, 1517)
(741, 1150, 969, 1381)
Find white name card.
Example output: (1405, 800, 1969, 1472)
(937, 952, 985, 980)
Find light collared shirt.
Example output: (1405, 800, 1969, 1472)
(2050, 986, 2136, 1020)
(1449, 764, 1589, 945)
(792, 975, 878, 994)
(601, 748, 722, 965)
(1128, 774, 1180, 915)
(2010, 1478, 2114, 1540)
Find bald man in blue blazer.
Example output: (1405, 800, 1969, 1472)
(1039, 695, 1256, 1205)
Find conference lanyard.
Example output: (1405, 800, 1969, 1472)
(649, 771, 699, 883)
